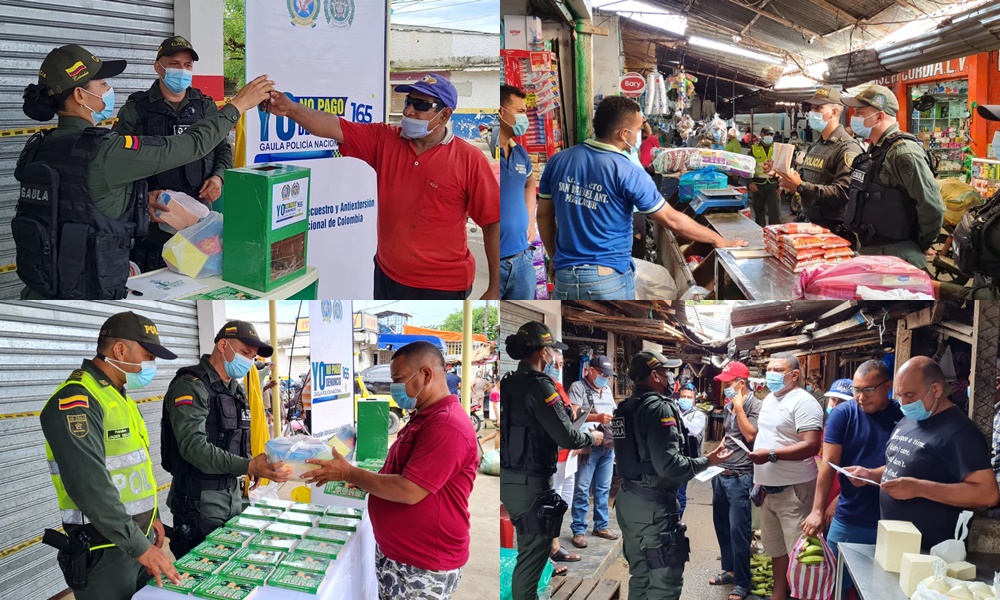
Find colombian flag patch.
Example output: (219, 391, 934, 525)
(59, 395, 89, 410)
(225, 326, 238, 334)
(122, 135, 140, 151)
(544, 392, 560, 406)
(174, 395, 194, 407)
(660, 417, 677, 427)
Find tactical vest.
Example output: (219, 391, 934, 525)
(751, 144, 775, 181)
(499, 367, 566, 477)
(161, 362, 251, 479)
(613, 388, 660, 481)
(845, 132, 924, 247)
(13, 129, 148, 299)
(129, 89, 215, 197)
(953, 189, 1000, 278)
(45, 369, 156, 550)
(800, 132, 853, 226)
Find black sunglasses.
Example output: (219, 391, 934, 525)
(405, 96, 443, 112)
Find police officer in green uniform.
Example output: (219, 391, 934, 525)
(614, 350, 732, 600)
(841, 84, 945, 269)
(775, 87, 863, 232)
(40, 311, 181, 598)
(162, 320, 290, 557)
(15, 44, 273, 300)
(114, 36, 234, 272)
(500, 321, 603, 600)
(750, 126, 780, 226)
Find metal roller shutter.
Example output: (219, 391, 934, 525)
(499, 302, 544, 378)
(0, 300, 199, 600)
(0, 0, 176, 299)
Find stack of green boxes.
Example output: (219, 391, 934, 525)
(149, 501, 364, 596)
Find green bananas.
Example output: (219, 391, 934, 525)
(796, 537, 825, 564)
(750, 554, 774, 597)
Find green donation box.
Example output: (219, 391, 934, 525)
(223, 164, 310, 291)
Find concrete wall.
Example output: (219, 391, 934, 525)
(390, 25, 499, 70)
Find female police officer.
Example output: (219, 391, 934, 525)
(14, 44, 273, 299)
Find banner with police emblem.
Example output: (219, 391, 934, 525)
(308, 300, 354, 436)
(246, 0, 385, 297)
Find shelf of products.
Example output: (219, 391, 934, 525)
(909, 78, 969, 169)
(501, 49, 564, 178)
(971, 158, 1000, 198)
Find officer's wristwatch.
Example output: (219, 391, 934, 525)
(767, 450, 779, 463)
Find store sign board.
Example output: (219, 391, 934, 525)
(620, 72, 646, 97)
(875, 57, 969, 85)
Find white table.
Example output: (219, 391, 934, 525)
(125, 266, 319, 300)
(132, 511, 377, 600)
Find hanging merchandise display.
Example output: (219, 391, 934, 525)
(668, 69, 697, 116)
(501, 49, 565, 170)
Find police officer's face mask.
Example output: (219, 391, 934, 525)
(80, 85, 115, 124)
(158, 61, 194, 94)
(105, 344, 157, 388)
(223, 341, 254, 379)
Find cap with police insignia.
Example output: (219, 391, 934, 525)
(628, 350, 683, 381)
(99, 311, 177, 360)
(509, 321, 568, 350)
(843, 84, 899, 117)
(37, 44, 127, 96)
(760, 125, 775, 135)
(157, 36, 200, 61)
(215, 321, 274, 357)
(805, 86, 843, 107)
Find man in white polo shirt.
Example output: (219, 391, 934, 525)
(746, 352, 823, 600)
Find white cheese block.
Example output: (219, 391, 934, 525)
(875, 520, 923, 573)
(899, 553, 946, 597)
(947, 561, 977, 581)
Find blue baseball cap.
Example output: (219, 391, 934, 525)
(826, 378, 854, 401)
(395, 74, 458, 110)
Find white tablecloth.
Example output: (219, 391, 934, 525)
(132, 511, 377, 600)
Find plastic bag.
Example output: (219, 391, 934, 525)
(264, 435, 333, 480)
(480, 449, 500, 476)
(248, 482, 281, 506)
(794, 256, 936, 300)
(786, 533, 837, 600)
(911, 562, 999, 600)
(501, 547, 553, 600)
(939, 178, 983, 228)
(635, 258, 678, 299)
(931, 511, 974, 564)
(156, 190, 210, 231)
(162, 211, 223, 278)
(679, 168, 728, 202)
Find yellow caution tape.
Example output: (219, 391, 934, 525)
(0, 395, 164, 420)
(0, 264, 17, 274)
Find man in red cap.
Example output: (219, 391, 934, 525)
(707, 361, 761, 600)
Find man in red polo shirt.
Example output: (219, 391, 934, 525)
(265, 75, 499, 300)
(304, 341, 478, 599)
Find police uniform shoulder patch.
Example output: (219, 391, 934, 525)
(660, 417, 677, 428)
(844, 151, 860, 169)
(122, 135, 141, 151)
(58, 395, 89, 411)
(174, 395, 194, 407)
(67, 369, 84, 380)
(67, 414, 89, 438)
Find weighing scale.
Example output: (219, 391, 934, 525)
(689, 187, 748, 215)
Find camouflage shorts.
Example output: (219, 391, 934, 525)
(376, 546, 463, 600)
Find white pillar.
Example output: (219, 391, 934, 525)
(174, 0, 225, 100)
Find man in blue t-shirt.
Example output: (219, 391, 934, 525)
(802, 360, 902, 592)
(843, 357, 999, 550)
(499, 85, 537, 300)
(536, 96, 746, 300)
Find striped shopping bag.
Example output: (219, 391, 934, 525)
(787, 533, 837, 600)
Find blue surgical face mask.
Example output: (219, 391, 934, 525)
(762, 135, 773, 145)
(595, 375, 610, 388)
(161, 64, 193, 94)
(106, 355, 157, 389)
(765, 371, 787, 393)
(808, 111, 829, 132)
(826, 405, 834, 415)
(723, 385, 737, 400)
(401, 114, 442, 139)
(678, 397, 694, 411)
(544, 362, 562, 382)
(502, 109, 530, 136)
(223, 341, 254, 379)
(624, 129, 641, 154)
(806, 384, 814, 392)
(390, 370, 426, 410)
(850, 113, 875, 139)
(899, 388, 935, 421)
(82, 86, 115, 124)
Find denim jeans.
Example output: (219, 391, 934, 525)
(553, 264, 635, 300)
(827, 517, 877, 596)
(571, 446, 614, 534)
(677, 482, 688, 519)
(500, 249, 536, 300)
(712, 472, 754, 592)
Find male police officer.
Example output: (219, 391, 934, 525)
(114, 36, 233, 271)
(842, 84, 944, 269)
(161, 320, 290, 557)
(614, 350, 731, 600)
(40, 312, 181, 598)
(750, 126, 781, 226)
(775, 87, 863, 232)
(500, 321, 603, 600)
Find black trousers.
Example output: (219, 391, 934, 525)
(373, 260, 472, 300)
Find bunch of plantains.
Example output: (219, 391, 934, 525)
(750, 553, 773, 597)
(795, 536, 825, 565)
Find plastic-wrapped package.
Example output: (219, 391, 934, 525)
(635, 258, 678, 299)
(652, 147, 757, 178)
(265, 435, 333, 480)
(162, 211, 223, 278)
(794, 256, 936, 300)
(480, 449, 500, 476)
(678, 168, 728, 201)
(155, 190, 210, 231)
